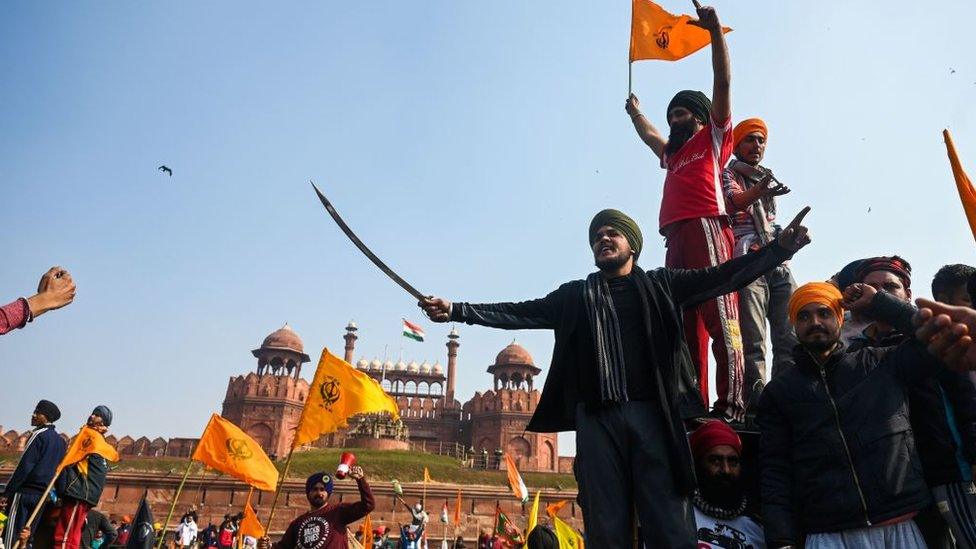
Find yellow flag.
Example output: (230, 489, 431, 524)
(293, 348, 400, 448)
(527, 491, 541, 538)
(550, 515, 584, 549)
(944, 129, 976, 243)
(59, 426, 120, 477)
(239, 489, 265, 539)
(423, 467, 432, 483)
(630, 0, 731, 62)
(191, 414, 279, 491)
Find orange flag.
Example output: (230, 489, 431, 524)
(944, 129, 976, 243)
(630, 0, 731, 62)
(423, 467, 432, 483)
(59, 426, 120, 477)
(238, 489, 265, 539)
(546, 499, 571, 517)
(504, 453, 528, 503)
(362, 515, 374, 547)
(191, 414, 279, 491)
(453, 490, 462, 526)
(293, 349, 400, 448)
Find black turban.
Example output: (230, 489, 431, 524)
(34, 400, 61, 423)
(667, 90, 712, 124)
(92, 405, 113, 427)
(589, 209, 643, 260)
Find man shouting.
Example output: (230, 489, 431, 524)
(419, 207, 811, 548)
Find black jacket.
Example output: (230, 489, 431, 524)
(4, 424, 67, 496)
(848, 328, 976, 488)
(57, 453, 109, 506)
(757, 295, 940, 545)
(451, 240, 794, 494)
(81, 509, 117, 549)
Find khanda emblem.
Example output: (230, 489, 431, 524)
(655, 26, 671, 49)
(226, 438, 253, 460)
(319, 376, 341, 411)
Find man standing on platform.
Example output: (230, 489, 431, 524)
(257, 468, 373, 549)
(1, 400, 67, 549)
(54, 406, 114, 549)
(419, 206, 811, 548)
(625, 2, 745, 421)
(721, 118, 797, 406)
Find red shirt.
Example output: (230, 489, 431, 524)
(658, 114, 734, 234)
(274, 479, 374, 549)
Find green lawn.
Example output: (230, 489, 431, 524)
(0, 449, 577, 490)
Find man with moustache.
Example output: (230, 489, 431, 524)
(689, 421, 765, 548)
(257, 468, 373, 549)
(418, 207, 811, 548)
(757, 282, 972, 548)
(625, 1, 746, 422)
(719, 118, 797, 408)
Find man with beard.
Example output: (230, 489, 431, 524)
(757, 282, 972, 548)
(721, 119, 797, 407)
(625, 2, 745, 422)
(847, 258, 976, 549)
(689, 421, 764, 548)
(257, 468, 373, 549)
(1, 400, 66, 549)
(419, 207, 811, 548)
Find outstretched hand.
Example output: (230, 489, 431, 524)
(775, 207, 812, 253)
(419, 297, 452, 323)
(688, 1, 722, 33)
(914, 299, 976, 370)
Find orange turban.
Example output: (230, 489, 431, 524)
(788, 282, 844, 325)
(733, 118, 768, 147)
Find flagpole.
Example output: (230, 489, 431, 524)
(264, 446, 296, 533)
(156, 456, 196, 549)
(10, 473, 58, 549)
(628, 0, 633, 96)
(628, 62, 633, 96)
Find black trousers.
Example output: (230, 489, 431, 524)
(575, 401, 696, 549)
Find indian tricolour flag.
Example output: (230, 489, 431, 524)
(402, 319, 425, 342)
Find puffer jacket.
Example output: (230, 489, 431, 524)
(57, 453, 109, 506)
(757, 293, 941, 546)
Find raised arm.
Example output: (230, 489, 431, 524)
(625, 94, 666, 160)
(689, 1, 730, 123)
(420, 284, 568, 331)
(338, 467, 375, 524)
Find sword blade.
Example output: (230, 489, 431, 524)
(310, 181, 427, 301)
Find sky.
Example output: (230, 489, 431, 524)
(2, 1, 975, 458)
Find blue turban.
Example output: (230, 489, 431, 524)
(305, 472, 333, 495)
(92, 405, 113, 427)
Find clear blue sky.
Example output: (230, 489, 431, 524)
(2, 1, 975, 457)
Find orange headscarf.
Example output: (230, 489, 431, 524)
(788, 282, 844, 325)
(733, 118, 768, 147)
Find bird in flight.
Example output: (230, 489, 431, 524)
(158, 165, 172, 176)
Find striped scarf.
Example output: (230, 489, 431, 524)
(584, 273, 629, 404)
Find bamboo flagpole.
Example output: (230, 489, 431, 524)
(155, 458, 197, 549)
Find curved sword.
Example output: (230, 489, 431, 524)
(310, 181, 426, 301)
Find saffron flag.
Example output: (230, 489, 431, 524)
(191, 414, 279, 491)
(630, 0, 731, 62)
(504, 453, 528, 503)
(403, 319, 425, 342)
(944, 129, 976, 243)
(494, 506, 524, 546)
(362, 515, 374, 548)
(453, 490, 462, 526)
(59, 426, 120, 476)
(527, 491, 541, 537)
(238, 490, 265, 539)
(293, 348, 400, 448)
(423, 467, 432, 483)
(546, 500, 570, 517)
